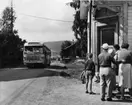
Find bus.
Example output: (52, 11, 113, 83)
(23, 42, 51, 68)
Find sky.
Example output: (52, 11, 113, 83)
(0, 0, 75, 42)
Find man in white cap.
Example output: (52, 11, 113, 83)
(97, 43, 116, 101)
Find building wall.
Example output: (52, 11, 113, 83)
(128, 6, 132, 50)
(92, 1, 132, 63)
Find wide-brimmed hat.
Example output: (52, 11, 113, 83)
(102, 43, 109, 49)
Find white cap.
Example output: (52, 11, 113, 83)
(102, 43, 109, 50)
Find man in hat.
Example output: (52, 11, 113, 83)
(97, 43, 116, 101)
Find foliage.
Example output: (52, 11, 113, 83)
(61, 41, 72, 50)
(0, 7, 26, 67)
(69, 1, 87, 57)
(1, 7, 16, 33)
(60, 40, 72, 58)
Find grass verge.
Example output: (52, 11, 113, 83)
(63, 63, 84, 80)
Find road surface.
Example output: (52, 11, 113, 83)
(0, 66, 132, 105)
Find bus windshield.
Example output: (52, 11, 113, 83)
(24, 46, 43, 53)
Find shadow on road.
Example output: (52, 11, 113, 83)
(25, 64, 67, 70)
(47, 65, 67, 69)
(112, 99, 132, 103)
(0, 68, 70, 82)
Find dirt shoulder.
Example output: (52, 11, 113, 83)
(55, 62, 132, 105)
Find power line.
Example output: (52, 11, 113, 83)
(19, 13, 73, 23)
(7, 0, 73, 23)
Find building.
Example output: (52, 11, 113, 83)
(90, 0, 132, 62)
(63, 43, 76, 58)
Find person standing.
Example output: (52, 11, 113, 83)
(84, 53, 95, 94)
(117, 43, 132, 99)
(113, 44, 120, 75)
(97, 43, 116, 101)
(108, 48, 117, 93)
(112, 44, 121, 93)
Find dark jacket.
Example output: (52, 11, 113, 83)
(85, 59, 95, 74)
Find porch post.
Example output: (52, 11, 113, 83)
(119, 6, 124, 46)
(92, 20, 97, 62)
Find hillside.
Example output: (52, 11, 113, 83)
(44, 41, 64, 55)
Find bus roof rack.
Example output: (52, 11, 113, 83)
(24, 42, 43, 46)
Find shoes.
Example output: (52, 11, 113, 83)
(85, 91, 89, 94)
(106, 98, 112, 101)
(89, 92, 96, 95)
(101, 97, 112, 101)
(101, 98, 105, 101)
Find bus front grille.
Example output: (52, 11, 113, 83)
(26, 56, 40, 61)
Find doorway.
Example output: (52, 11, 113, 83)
(97, 24, 118, 55)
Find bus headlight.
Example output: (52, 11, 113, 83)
(23, 55, 27, 61)
(23, 54, 27, 58)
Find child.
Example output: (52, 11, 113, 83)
(84, 53, 95, 94)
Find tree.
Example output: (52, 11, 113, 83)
(69, 1, 87, 57)
(1, 7, 16, 33)
(60, 41, 72, 58)
(0, 6, 26, 67)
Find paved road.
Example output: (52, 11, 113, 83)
(0, 67, 63, 105)
(0, 66, 132, 105)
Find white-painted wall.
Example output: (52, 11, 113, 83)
(128, 6, 132, 50)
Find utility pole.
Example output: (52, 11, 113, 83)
(87, 0, 92, 53)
